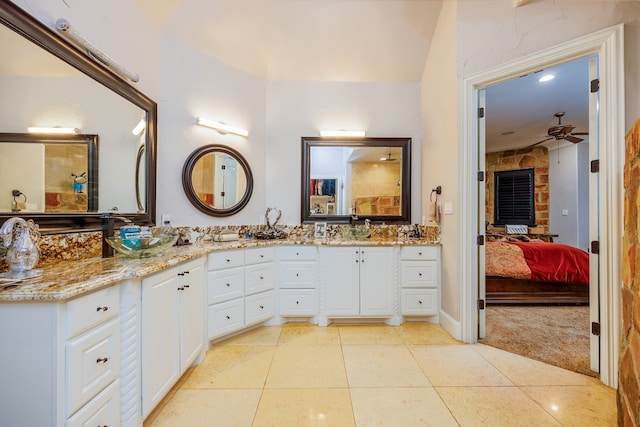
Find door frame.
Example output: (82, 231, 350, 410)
(458, 24, 624, 388)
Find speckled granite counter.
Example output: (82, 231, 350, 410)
(0, 238, 438, 303)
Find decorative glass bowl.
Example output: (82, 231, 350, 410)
(105, 231, 179, 258)
(340, 226, 372, 240)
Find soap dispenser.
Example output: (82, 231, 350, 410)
(0, 217, 41, 278)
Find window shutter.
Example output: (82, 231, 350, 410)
(494, 168, 535, 225)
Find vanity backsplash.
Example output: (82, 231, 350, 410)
(1, 223, 440, 271)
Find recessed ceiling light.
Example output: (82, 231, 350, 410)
(538, 74, 555, 82)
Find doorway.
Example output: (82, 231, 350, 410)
(458, 25, 625, 388)
(478, 57, 595, 376)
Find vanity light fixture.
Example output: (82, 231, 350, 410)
(28, 126, 79, 134)
(55, 18, 140, 83)
(320, 130, 366, 138)
(132, 118, 146, 136)
(196, 117, 249, 137)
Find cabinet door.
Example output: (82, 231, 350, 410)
(141, 268, 180, 418)
(359, 247, 394, 316)
(322, 247, 359, 316)
(179, 259, 205, 373)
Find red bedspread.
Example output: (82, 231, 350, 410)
(486, 241, 589, 285)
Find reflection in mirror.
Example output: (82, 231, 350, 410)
(301, 137, 411, 224)
(135, 144, 145, 213)
(182, 145, 253, 217)
(0, 133, 98, 213)
(0, 2, 157, 232)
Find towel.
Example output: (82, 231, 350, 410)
(428, 201, 440, 223)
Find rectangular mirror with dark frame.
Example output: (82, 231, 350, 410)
(0, 2, 157, 233)
(301, 137, 411, 224)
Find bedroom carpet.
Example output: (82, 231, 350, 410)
(481, 305, 598, 378)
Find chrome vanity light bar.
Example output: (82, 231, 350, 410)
(55, 18, 140, 83)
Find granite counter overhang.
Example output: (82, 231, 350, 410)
(0, 238, 439, 303)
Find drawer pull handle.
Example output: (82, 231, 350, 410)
(418, 300, 423, 304)
(96, 306, 109, 312)
(177, 286, 184, 291)
(226, 315, 231, 320)
(419, 252, 422, 256)
(259, 305, 264, 309)
(96, 357, 109, 364)
(183, 271, 190, 275)
(296, 301, 300, 304)
(260, 254, 264, 258)
(178, 272, 185, 276)
(226, 283, 231, 287)
(296, 252, 299, 256)
(418, 273, 423, 277)
(260, 276, 264, 280)
(183, 284, 190, 288)
(226, 259, 231, 262)
(296, 273, 299, 277)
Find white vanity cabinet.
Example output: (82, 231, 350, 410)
(277, 245, 318, 318)
(400, 246, 440, 321)
(0, 285, 122, 427)
(207, 247, 275, 340)
(319, 246, 397, 325)
(141, 257, 205, 419)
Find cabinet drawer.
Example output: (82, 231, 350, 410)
(401, 261, 439, 287)
(279, 289, 318, 316)
(278, 245, 317, 261)
(66, 286, 120, 339)
(245, 263, 274, 295)
(208, 298, 244, 339)
(208, 267, 244, 304)
(66, 379, 120, 427)
(245, 290, 275, 325)
(278, 262, 317, 288)
(401, 289, 438, 315)
(66, 318, 120, 416)
(208, 250, 244, 270)
(245, 247, 275, 265)
(400, 246, 439, 261)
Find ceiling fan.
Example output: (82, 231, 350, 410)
(380, 151, 397, 161)
(527, 112, 589, 148)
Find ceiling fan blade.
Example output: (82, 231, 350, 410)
(565, 135, 584, 143)
(527, 137, 553, 148)
(571, 132, 589, 135)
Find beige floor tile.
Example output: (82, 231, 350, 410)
(253, 388, 355, 427)
(266, 344, 348, 388)
(343, 344, 430, 387)
(181, 345, 275, 389)
(145, 389, 261, 427)
(219, 325, 282, 345)
(279, 323, 341, 345)
(436, 386, 562, 426)
(338, 324, 403, 344)
(409, 345, 513, 386)
(350, 387, 458, 427)
(395, 321, 463, 345)
(522, 385, 617, 426)
(473, 343, 601, 386)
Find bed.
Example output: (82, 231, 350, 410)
(485, 237, 590, 305)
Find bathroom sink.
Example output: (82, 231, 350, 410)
(105, 229, 179, 258)
(340, 226, 372, 240)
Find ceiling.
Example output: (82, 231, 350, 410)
(2, 0, 590, 153)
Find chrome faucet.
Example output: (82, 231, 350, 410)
(101, 213, 133, 257)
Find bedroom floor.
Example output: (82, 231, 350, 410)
(144, 323, 616, 427)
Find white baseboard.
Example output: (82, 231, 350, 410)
(439, 309, 462, 342)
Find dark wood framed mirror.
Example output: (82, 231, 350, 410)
(301, 137, 411, 224)
(0, 2, 157, 233)
(0, 132, 98, 213)
(182, 144, 253, 217)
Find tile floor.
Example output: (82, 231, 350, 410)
(144, 323, 616, 427)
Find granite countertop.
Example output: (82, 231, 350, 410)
(0, 237, 438, 303)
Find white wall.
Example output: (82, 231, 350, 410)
(549, 141, 589, 251)
(265, 81, 422, 225)
(156, 34, 267, 227)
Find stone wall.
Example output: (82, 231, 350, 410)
(485, 146, 549, 234)
(620, 118, 640, 425)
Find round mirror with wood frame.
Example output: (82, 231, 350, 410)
(182, 144, 253, 216)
